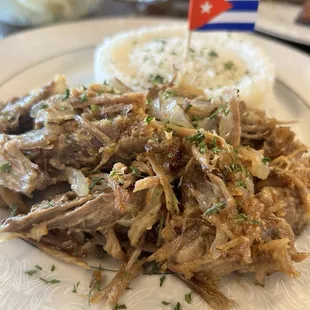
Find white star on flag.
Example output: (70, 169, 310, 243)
(200, 1, 212, 14)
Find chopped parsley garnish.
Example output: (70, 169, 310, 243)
(235, 213, 248, 223)
(10, 204, 18, 216)
(185, 292, 192, 304)
(209, 105, 230, 120)
(129, 166, 140, 177)
(145, 116, 155, 124)
(208, 50, 218, 59)
(205, 201, 226, 215)
(198, 141, 207, 154)
(224, 61, 235, 70)
(250, 219, 262, 225)
(147, 98, 152, 105)
(162, 301, 170, 306)
(149, 74, 164, 84)
(62, 89, 70, 101)
(113, 304, 127, 310)
(25, 269, 37, 276)
(90, 104, 99, 112)
(47, 201, 55, 207)
(159, 275, 166, 287)
(35, 265, 42, 270)
(235, 180, 247, 188)
(174, 302, 181, 310)
(211, 146, 221, 154)
(51, 264, 55, 272)
(109, 169, 117, 177)
(167, 152, 174, 158)
(262, 156, 271, 164)
(89, 177, 105, 190)
(163, 90, 176, 99)
(0, 162, 12, 173)
(188, 130, 205, 145)
(72, 281, 80, 293)
(39, 103, 49, 110)
(79, 93, 87, 102)
(39, 277, 60, 284)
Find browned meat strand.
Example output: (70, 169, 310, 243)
(0, 76, 310, 310)
(0, 75, 67, 134)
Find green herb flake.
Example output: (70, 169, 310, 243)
(25, 269, 37, 276)
(208, 50, 218, 59)
(90, 104, 99, 112)
(185, 292, 192, 304)
(250, 219, 262, 226)
(224, 61, 235, 70)
(205, 201, 226, 215)
(163, 90, 176, 99)
(39, 103, 49, 110)
(145, 116, 155, 124)
(147, 98, 152, 105)
(35, 265, 42, 270)
(48, 201, 55, 208)
(39, 277, 60, 284)
(209, 105, 230, 120)
(51, 264, 56, 272)
(10, 204, 18, 216)
(113, 304, 127, 310)
(129, 166, 140, 177)
(62, 89, 70, 101)
(235, 180, 247, 188)
(188, 130, 205, 145)
(261, 156, 271, 164)
(0, 162, 12, 173)
(162, 301, 170, 306)
(79, 93, 87, 102)
(159, 275, 166, 287)
(167, 152, 174, 158)
(109, 169, 117, 177)
(72, 285, 77, 293)
(198, 141, 207, 154)
(125, 287, 133, 290)
(89, 177, 105, 190)
(174, 302, 181, 310)
(149, 74, 164, 85)
(211, 146, 221, 154)
(235, 213, 248, 223)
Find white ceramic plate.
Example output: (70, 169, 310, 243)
(256, 2, 310, 46)
(1, 17, 310, 310)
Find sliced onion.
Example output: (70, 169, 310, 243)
(209, 228, 228, 259)
(65, 167, 89, 196)
(239, 147, 270, 180)
(149, 97, 193, 128)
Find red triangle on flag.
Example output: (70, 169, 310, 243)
(188, 0, 233, 30)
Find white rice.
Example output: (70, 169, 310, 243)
(94, 26, 275, 107)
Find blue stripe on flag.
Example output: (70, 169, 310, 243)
(228, 1, 259, 12)
(198, 23, 255, 31)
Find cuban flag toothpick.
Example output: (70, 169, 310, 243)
(188, 0, 260, 32)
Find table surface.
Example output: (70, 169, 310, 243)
(0, 0, 309, 55)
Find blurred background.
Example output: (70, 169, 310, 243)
(0, 0, 309, 53)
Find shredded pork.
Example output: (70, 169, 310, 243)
(0, 76, 309, 310)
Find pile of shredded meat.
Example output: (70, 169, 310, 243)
(0, 75, 309, 309)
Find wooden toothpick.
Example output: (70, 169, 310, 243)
(184, 30, 192, 62)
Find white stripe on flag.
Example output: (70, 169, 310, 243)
(209, 12, 258, 24)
